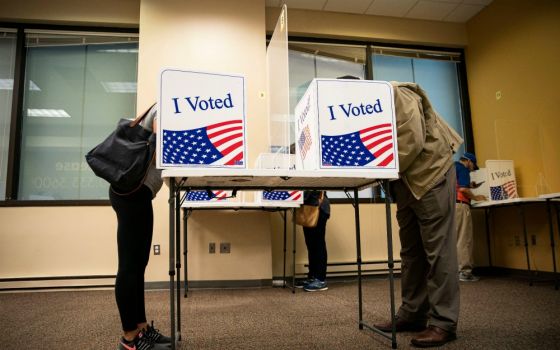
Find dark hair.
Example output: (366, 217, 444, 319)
(336, 75, 360, 80)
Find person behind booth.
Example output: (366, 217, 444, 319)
(455, 152, 487, 282)
(299, 190, 331, 292)
(109, 104, 171, 350)
(373, 82, 464, 348)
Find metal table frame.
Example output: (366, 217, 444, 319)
(539, 193, 560, 289)
(473, 197, 558, 288)
(163, 169, 399, 349)
(180, 201, 300, 297)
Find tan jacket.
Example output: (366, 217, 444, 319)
(392, 82, 464, 199)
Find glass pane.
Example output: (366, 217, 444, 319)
(413, 59, 465, 157)
(18, 32, 138, 200)
(288, 50, 315, 115)
(373, 54, 465, 156)
(266, 5, 291, 155)
(0, 30, 17, 200)
(315, 55, 365, 79)
(372, 54, 414, 82)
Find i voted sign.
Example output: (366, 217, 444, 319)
(259, 190, 303, 204)
(158, 69, 247, 168)
(295, 79, 398, 174)
(184, 190, 234, 202)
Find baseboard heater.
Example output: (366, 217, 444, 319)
(0, 275, 116, 292)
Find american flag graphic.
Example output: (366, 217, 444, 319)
(186, 190, 228, 201)
(262, 190, 302, 201)
(321, 123, 394, 167)
(162, 120, 244, 166)
(298, 125, 312, 160)
(490, 180, 518, 200)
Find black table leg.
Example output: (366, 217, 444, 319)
(292, 208, 296, 294)
(547, 200, 559, 290)
(353, 184, 397, 348)
(183, 209, 188, 297)
(518, 204, 532, 285)
(485, 208, 493, 267)
(175, 190, 182, 340)
(353, 188, 363, 330)
(168, 180, 176, 350)
(382, 180, 397, 349)
(283, 209, 287, 288)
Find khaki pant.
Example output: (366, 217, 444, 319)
(455, 203, 473, 274)
(391, 167, 460, 333)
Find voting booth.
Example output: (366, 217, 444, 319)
(161, 7, 401, 349)
(470, 160, 519, 202)
(158, 69, 247, 169)
(486, 160, 519, 200)
(183, 190, 239, 203)
(294, 79, 398, 175)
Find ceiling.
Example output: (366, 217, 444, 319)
(265, 0, 493, 23)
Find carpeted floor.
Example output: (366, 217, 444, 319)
(1, 277, 559, 349)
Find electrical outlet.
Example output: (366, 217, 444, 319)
(514, 236, 521, 246)
(153, 245, 160, 255)
(531, 234, 537, 246)
(209, 242, 216, 254)
(220, 242, 231, 254)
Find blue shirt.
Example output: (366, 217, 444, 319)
(455, 161, 471, 203)
(455, 161, 471, 188)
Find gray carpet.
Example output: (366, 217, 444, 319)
(1, 277, 559, 349)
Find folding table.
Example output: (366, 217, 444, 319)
(163, 168, 399, 349)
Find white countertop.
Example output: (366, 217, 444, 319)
(162, 168, 393, 190)
(182, 201, 301, 209)
(472, 197, 545, 208)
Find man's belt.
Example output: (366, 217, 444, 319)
(456, 200, 470, 205)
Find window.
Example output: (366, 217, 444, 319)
(2, 27, 139, 202)
(0, 29, 17, 201)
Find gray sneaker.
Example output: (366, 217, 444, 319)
(117, 331, 170, 350)
(303, 278, 328, 292)
(459, 271, 479, 282)
(295, 278, 314, 289)
(144, 321, 171, 344)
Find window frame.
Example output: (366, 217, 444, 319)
(0, 22, 139, 207)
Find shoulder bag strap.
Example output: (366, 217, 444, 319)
(129, 102, 157, 127)
(318, 191, 324, 205)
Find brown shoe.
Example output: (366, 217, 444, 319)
(410, 325, 457, 347)
(374, 317, 427, 333)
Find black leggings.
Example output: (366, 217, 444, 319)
(303, 211, 329, 281)
(109, 185, 153, 332)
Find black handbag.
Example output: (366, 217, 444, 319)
(85, 105, 156, 195)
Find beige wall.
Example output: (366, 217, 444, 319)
(466, 0, 560, 196)
(135, 0, 271, 282)
(0, 0, 139, 26)
(4, 0, 556, 287)
(466, 0, 560, 272)
(266, 8, 467, 47)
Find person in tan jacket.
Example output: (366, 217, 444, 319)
(375, 82, 463, 348)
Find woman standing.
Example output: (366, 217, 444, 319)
(109, 104, 171, 350)
(301, 190, 330, 292)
